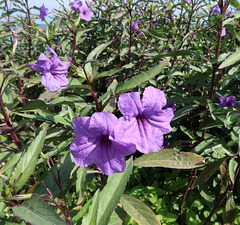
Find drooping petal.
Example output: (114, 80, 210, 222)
(89, 112, 118, 136)
(118, 92, 142, 120)
(114, 117, 164, 154)
(53, 74, 69, 89)
(37, 53, 52, 71)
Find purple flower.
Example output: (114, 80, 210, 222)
(131, 19, 140, 31)
(56, 43, 61, 47)
(28, 47, 70, 92)
(70, 112, 136, 175)
(66, 55, 72, 61)
(217, 96, 236, 108)
(114, 86, 174, 154)
(213, 5, 220, 14)
(79, 5, 92, 21)
(39, 4, 52, 21)
(221, 27, 226, 36)
(69, 0, 82, 11)
(184, 0, 190, 4)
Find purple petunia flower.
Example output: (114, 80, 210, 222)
(39, 4, 53, 21)
(228, 10, 236, 15)
(217, 96, 236, 108)
(69, 0, 82, 11)
(28, 47, 70, 92)
(114, 86, 174, 154)
(213, 5, 220, 14)
(79, 5, 92, 21)
(131, 19, 140, 31)
(70, 112, 136, 175)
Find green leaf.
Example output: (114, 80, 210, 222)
(96, 157, 133, 225)
(115, 58, 169, 93)
(35, 153, 75, 196)
(191, 157, 230, 189)
(180, 126, 196, 139)
(133, 149, 205, 169)
(94, 68, 123, 80)
(219, 48, 240, 69)
(12, 194, 67, 225)
(120, 194, 161, 225)
(82, 189, 100, 225)
(226, 192, 236, 225)
(76, 167, 87, 204)
(13, 100, 48, 112)
(141, 29, 167, 41)
(108, 206, 128, 225)
(229, 158, 238, 184)
(10, 128, 47, 191)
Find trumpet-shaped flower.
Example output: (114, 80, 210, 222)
(114, 86, 174, 154)
(217, 96, 236, 108)
(39, 4, 53, 21)
(70, 112, 136, 175)
(79, 5, 92, 21)
(28, 47, 70, 92)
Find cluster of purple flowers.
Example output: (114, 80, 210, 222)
(39, 4, 53, 21)
(69, 0, 93, 21)
(70, 86, 175, 175)
(28, 47, 70, 92)
(216, 96, 240, 110)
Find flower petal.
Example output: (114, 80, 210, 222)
(89, 112, 118, 136)
(37, 53, 52, 71)
(118, 92, 142, 120)
(142, 86, 166, 113)
(28, 63, 45, 73)
(114, 117, 163, 154)
(41, 72, 62, 92)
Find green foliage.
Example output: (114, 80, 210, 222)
(1, 0, 240, 224)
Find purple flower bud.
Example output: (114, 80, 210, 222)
(131, 19, 140, 31)
(39, 4, 52, 21)
(213, 5, 220, 14)
(221, 27, 226, 36)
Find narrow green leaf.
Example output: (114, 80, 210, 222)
(10, 128, 47, 191)
(12, 194, 67, 225)
(180, 126, 196, 139)
(13, 100, 48, 112)
(115, 58, 169, 93)
(219, 48, 240, 68)
(94, 68, 123, 80)
(76, 167, 87, 204)
(133, 149, 205, 169)
(82, 189, 100, 225)
(191, 157, 230, 189)
(96, 157, 133, 225)
(120, 194, 161, 225)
